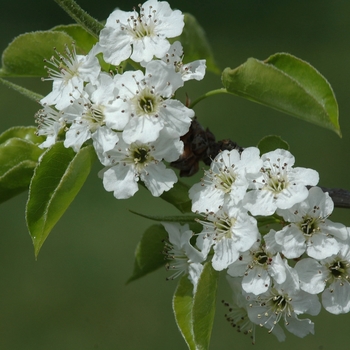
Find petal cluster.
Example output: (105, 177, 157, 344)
(36, 0, 205, 200)
(187, 146, 350, 342)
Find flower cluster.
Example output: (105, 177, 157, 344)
(162, 147, 350, 343)
(33, 0, 350, 344)
(36, 0, 206, 199)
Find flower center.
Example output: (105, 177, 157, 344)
(139, 95, 155, 113)
(122, 143, 155, 173)
(120, 4, 158, 40)
(132, 146, 150, 164)
(253, 250, 270, 266)
(82, 104, 105, 132)
(132, 86, 162, 117)
(328, 258, 349, 280)
(260, 158, 289, 196)
(211, 213, 236, 240)
(253, 288, 294, 331)
(299, 215, 320, 235)
(204, 162, 237, 194)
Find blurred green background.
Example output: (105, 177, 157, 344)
(1, 0, 350, 349)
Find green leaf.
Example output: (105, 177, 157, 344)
(0, 126, 44, 145)
(0, 127, 45, 203)
(127, 224, 169, 283)
(192, 263, 219, 350)
(173, 263, 219, 350)
(174, 13, 220, 75)
(52, 24, 97, 54)
(257, 135, 290, 155)
(26, 142, 96, 257)
(222, 53, 340, 136)
(0, 159, 37, 204)
(160, 180, 192, 214)
(1, 31, 75, 77)
(173, 276, 196, 350)
(0, 138, 43, 177)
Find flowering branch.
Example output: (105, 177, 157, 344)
(1, 0, 349, 347)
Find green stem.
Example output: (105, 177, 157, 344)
(0, 78, 43, 102)
(189, 88, 230, 109)
(54, 0, 104, 39)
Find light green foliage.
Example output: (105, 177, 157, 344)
(222, 53, 340, 136)
(26, 142, 96, 257)
(127, 224, 169, 283)
(51, 24, 97, 53)
(173, 276, 197, 350)
(257, 135, 290, 155)
(1, 31, 75, 77)
(173, 263, 219, 350)
(0, 126, 44, 203)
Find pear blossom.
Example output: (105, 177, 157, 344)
(35, 105, 66, 148)
(275, 186, 348, 259)
(111, 60, 193, 144)
(196, 204, 259, 271)
(63, 74, 120, 152)
(295, 236, 350, 314)
(162, 222, 204, 291)
(98, 0, 184, 65)
(189, 147, 262, 213)
(98, 129, 183, 199)
(160, 41, 206, 82)
(246, 260, 321, 340)
(41, 44, 100, 110)
(243, 149, 319, 216)
(227, 238, 287, 295)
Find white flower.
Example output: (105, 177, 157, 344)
(111, 60, 193, 144)
(189, 147, 262, 213)
(275, 186, 348, 259)
(98, 129, 182, 199)
(246, 260, 321, 339)
(35, 105, 66, 148)
(162, 222, 204, 291)
(295, 236, 350, 314)
(63, 74, 119, 152)
(99, 0, 184, 65)
(243, 149, 319, 216)
(160, 41, 206, 82)
(227, 238, 287, 295)
(196, 204, 259, 271)
(41, 44, 100, 110)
